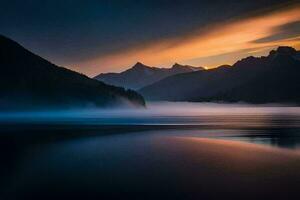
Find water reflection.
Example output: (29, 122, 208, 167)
(220, 129, 300, 149)
(2, 129, 300, 200)
(1, 103, 300, 199)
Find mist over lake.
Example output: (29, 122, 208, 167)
(1, 1, 300, 199)
(1, 102, 300, 126)
(1, 102, 300, 199)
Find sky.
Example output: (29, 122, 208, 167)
(1, 0, 300, 76)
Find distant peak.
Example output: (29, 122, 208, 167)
(172, 63, 196, 69)
(277, 46, 297, 54)
(172, 63, 184, 68)
(236, 56, 256, 62)
(132, 62, 148, 69)
(171, 63, 205, 72)
(277, 46, 297, 56)
(136, 61, 146, 66)
(135, 61, 144, 65)
(269, 46, 297, 58)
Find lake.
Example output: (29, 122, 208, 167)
(1, 102, 300, 199)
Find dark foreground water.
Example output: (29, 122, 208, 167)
(0, 103, 300, 200)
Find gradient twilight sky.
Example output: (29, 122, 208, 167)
(1, 0, 300, 76)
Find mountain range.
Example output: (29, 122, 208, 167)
(139, 46, 300, 103)
(1, 34, 299, 107)
(0, 35, 145, 110)
(94, 62, 204, 90)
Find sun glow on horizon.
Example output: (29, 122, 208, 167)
(72, 4, 300, 76)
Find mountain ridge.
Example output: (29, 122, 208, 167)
(139, 46, 300, 103)
(0, 35, 145, 110)
(94, 62, 204, 90)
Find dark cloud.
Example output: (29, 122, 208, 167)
(0, 0, 298, 67)
(253, 20, 300, 43)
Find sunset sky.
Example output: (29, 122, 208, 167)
(1, 0, 300, 76)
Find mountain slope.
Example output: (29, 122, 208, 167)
(208, 53, 300, 103)
(0, 35, 145, 110)
(94, 62, 204, 90)
(139, 47, 300, 103)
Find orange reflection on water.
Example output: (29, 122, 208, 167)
(164, 136, 300, 172)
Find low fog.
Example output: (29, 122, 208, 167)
(0, 102, 299, 126)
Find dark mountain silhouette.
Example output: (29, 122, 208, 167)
(0, 35, 145, 110)
(94, 62, 204, 90)
(139, 47, 300, 103)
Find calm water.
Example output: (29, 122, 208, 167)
(1, 102, 300, 199)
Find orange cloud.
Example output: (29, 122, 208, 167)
(71, 4, 300, 76)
